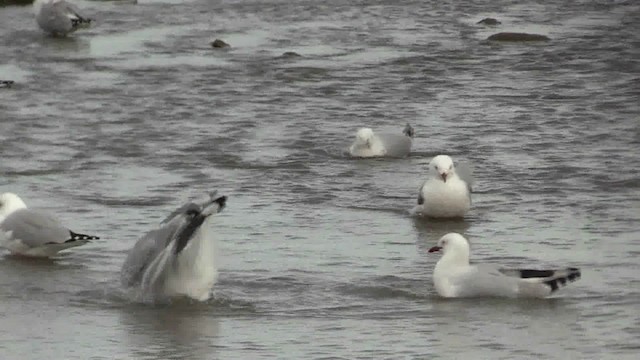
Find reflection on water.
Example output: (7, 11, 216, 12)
(119, 304, 220, 360)
(412, 216, 472, 245)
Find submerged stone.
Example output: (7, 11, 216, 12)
(211, 39, 230, 48)
(487, 32, 550, 42)
(280, 51, 302, 58)
(477, 18, 501, 25)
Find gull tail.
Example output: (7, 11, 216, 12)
(71, 17, 92, 29)
(67, 230, 100, 243)
(403, 123, 415, 138)
(539, 268, 581, 293)
(512, 268, 581, 297)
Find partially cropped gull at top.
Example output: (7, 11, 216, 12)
(428, 233, 581, 298)
(349, 124, 414, 158)
(120, 191, 227, 303)
(412, 155, 473, 219)
(0, 192, 99, 258)
(34, 0, 92, 37)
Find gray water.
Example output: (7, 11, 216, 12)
(1, 0, 639, 359)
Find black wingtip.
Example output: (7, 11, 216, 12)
(67, 230, 100, 242)
(519, 269, 555, 279)
(544, 267, 581, 293)
(214, 195, 227, 209)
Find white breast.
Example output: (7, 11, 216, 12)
(164, 224, 218, 301)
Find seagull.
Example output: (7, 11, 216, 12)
(349, 124, 414, 158)
(34, 0, 92, 37)
(120, 191, 227, 302)
(428, 233, 581, 298)
(0, 192, 99, 258)
(414, 155, 472, 218)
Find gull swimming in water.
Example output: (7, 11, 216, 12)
(0, 192, 99, 258)
(34, 0, 92, 36)
(120, 191, 227, 302)
(413, 155, 472, 218)
(428, 233, 581, 298)
(349, 124, 415, 158)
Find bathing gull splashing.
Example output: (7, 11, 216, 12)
(120, 191, 227, 302)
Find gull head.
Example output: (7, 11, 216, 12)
(0, 192, 28, 219)
(170, 192, 227, 254)
(429, 155, 455, 183)
(355, 128, 375, 147)
(428, 233, 470, 262)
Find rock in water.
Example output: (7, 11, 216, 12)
(477, 18, 501, 25)
(211, 39, 230, 48)
(487, 32, 550, 41)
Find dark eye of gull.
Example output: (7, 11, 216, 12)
(186, 209, 200, 217)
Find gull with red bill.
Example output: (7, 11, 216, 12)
(428, 233, 581, 298)
(413, 155, 473, 218)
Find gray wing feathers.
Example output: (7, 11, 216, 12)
(456, 265, 581, 298)
(417, 182, 426, 205)
(120, 218, 185, 287)
(0, 209, 70, 247)
(456, 163, 474, 193)
(453, 264, 520, 297)
(376, 133, 412, 158)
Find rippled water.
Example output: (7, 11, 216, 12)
(1, 0, 639, 358)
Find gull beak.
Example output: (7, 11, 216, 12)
(440, 172, 448, 182)
(428, 246, 442, 253)
(201, 195, 227, 217)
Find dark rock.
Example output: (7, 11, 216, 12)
(477, 18, 501, 25)
(487, 32, 550, 42)
(281, 51, 302, 58)
(0, 0, 34, 6)
(211, 39, 230, 48)
(0, 80, 14, 88)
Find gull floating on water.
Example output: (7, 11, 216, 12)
(349, 124, 414, 158)
(0, 192, 99, 258)
(34, 0, 92, 36)
(120, 191, 227, 302)
(413, 155, 472, 218)
(428, 233, 581, 298)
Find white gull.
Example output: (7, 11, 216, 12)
(349, 124, 414, 158)
(34, 0, 92, 36)
(0, 192, 99, 258)
(428, 233, 581, 298)
(413, 155, 472, 218)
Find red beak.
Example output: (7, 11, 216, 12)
(428, 246, 442, 253)
(440, 173, 448, 182)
